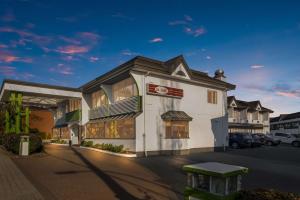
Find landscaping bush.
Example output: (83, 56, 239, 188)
(81, 140, 93, 147)
(2, 133, 43, 154)
(93, 143, 124, 153)
(236, 189, 300, 200)
(51, 139, 67, 144)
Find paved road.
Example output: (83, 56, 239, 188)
(13, 144, 178, 200)
(12, 144, 300, 200)
(0, 148, 43, 200)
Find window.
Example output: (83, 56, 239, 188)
(112, 78, 138, 102)
(228, 108, 233, 118)
(52, 128, 60, 139)
(165, 121, 189, 139)
(86, 122, 105, 138)
(85, 118, 135, 139)
(207, 90, 217, 104)
(60, 127, 70, 139)
(67, 99, 81, 112)
(263, 113, 269, 121)
(91, 90, 108, 108)
(252, 112, 258, 120)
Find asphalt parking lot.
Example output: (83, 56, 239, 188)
(12, 144, 300, 200)
(135, 145, 300, 199)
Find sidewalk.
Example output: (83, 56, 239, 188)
(0, 148, 43, 200)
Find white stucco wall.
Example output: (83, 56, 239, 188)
(131, 72, 228, 153)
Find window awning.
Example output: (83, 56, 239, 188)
(161, 111, 193, 121)
(88, 112, 141, 123)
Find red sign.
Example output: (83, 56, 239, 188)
(147, 83, 183, 98)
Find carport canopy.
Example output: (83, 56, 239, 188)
(0, 79, 82, 108)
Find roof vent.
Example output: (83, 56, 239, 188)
(214, 69, 226, 81)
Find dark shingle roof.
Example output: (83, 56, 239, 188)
(227, 96, 273, 113)
(161, 111, 193, 121)
(271, 112, 300, 122)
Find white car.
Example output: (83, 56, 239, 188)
(272, 132, 300, 147)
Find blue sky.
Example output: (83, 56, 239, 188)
(0, 0, 299, 116)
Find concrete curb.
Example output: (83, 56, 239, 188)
(49, 143, 69, 147)
(80, 146, 137, 158)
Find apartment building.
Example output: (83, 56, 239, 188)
(0, 55, 235, 156)
(270, 112, 300, 135)
(227, 96, 273, 134)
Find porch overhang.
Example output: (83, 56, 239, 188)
(0, 79, 82, 108)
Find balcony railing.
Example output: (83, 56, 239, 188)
(65, 109, 81, 122)
(89, 96, 142, 120)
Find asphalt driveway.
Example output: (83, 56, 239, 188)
(12, 144, 300, 200)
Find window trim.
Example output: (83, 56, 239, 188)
(165, 120, 190, 139)
(207, 90, 218, 104)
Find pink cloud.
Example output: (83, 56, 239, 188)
(56, 45, 89, 54)
(0, 51, 32, 63)
(0, 44, 8, 48)
(276, 91, 300, 98)
(77, 32, 100, 42)
(121, 49, 138, 56)
(149, 37, 163, 43)
(0, 66, 16, 76)
(49, 64, 74, 75)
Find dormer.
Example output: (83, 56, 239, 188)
(171, 63, 191, 79)
(230, 100, 237, 108)
(165, 55, 191, 80)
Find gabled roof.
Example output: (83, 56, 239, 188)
(227, 96, 273, 113)
(81, 55, 236, 92)
(271, 112, 300, 122)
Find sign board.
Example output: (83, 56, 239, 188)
(147, 83, 183, 98)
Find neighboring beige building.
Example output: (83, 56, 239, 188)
(227, 96, 273, 134)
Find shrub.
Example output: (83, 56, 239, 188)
(93, 143, 124, 153)
(236, 189, 300, 200)
(51, 139, 67, 144)
(81, 140, 93, 147)
(2, 133, 43, 154)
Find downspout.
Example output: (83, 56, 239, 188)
(223, 90, 226, 152)
(143, 72, 150, 157)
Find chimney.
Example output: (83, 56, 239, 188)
(214, 69, 226, 81)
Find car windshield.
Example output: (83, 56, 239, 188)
(243, 135, 252, 139)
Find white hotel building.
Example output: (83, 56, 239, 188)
(0, 55, 235, 156)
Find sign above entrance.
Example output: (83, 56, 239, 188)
(147, 83, 183, 98)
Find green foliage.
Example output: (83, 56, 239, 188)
(81, 141, 124, 153)
(51, 139, 67, 144)
(236, 189, 300, 200)
(81, 140, 94, 147)
(30, 128, 50, 140)
(2, 133, 43, 154)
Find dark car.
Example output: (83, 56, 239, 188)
(250, 134, 262, 147)
(253, 133, 281, 146)
(229, 133, 252, 149)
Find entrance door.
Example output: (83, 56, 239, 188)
(71, 125, 79, 145)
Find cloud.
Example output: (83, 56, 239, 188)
(250, 64, 264, 69)
(185, 27, 206, 37)
(59, 36, 81, 45)
(0, 66, 16, 76)
(77, 32, 101, 42)
(112, 12, 134, 21)
(184, 15, 193, 21)
(206, 55, 211, 60)
(0, 44, 8, 48)
(89, 56, 100, 62)
(56, 45, 90, 54)
(121, 49, 138, 56)
(49, 63, 73, 75)
(0, 50, 32, 63)
(149, 37, 163, 43)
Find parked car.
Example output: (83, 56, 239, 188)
(271, 132, 300, 147)
(252, 133, 281, 146)
(249, 134, 262, 147)
(229, 133, 252, 149)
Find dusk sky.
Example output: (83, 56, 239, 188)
(0, 0, 299, 116)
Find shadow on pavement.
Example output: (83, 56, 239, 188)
(70, 147, 142, 200)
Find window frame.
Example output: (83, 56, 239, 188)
(207, 90, 218, 104)
(165, 120, 190, 139)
